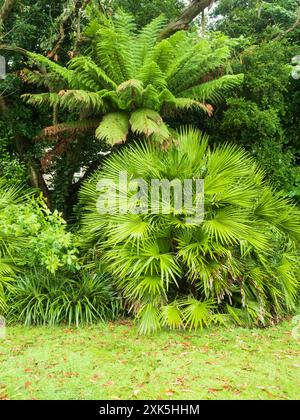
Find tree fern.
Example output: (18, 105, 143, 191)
(21, 12, 243, 146)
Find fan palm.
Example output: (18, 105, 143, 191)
(79, 128, 300, 333)
(22, 11, 243, 146)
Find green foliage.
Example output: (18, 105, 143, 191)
(0, 181, 80, 274)
(0, 122, 27, 185)
(241, 42, 295, 114)
(23, 11, 243, 146)
(218, 98, 300, 194)
(214, 0, 300, 41)
(202, 1, 300, 200)
(101, 0, 185, 29)
(5, 267, 121, 326)
(79, 129, 300, 334)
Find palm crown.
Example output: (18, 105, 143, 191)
(23, 11, 243, 146)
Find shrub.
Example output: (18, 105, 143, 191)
(0, 186, 80, 274)
(79, 128, 300, 334)
(0, 178, 81, 317)
(5, 266, 121, 326)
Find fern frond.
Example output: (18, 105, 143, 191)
(147, 39, 175, 74)
(135, 15, 167, 69)
(168, 42, 231, 94)
(21, 69, 65, 90)
(68, 56, 117, 90)
(117, 79, 144, 110)
(58, 89, 106, 113)
(163, 96, 213, 115)
(181, 74, 244, 103)
(95, 11, 136, 83)
(142, 84, 161, 111)
(22, 93, 60, 108)
(96, 112, 130, 145)
(130, 108, 169, 139)
(27, 52, 74, 85)
(138, 61, 167, 89)
(37, 119, 100, 139)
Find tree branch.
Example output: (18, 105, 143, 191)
(160, 0, 215, 39)
(0, 44, 30, 57)
(0, 95, 52, 205)
(273, 6, 300, 42)
(0, 0, 16, 26)
(47, 0, 81, 59)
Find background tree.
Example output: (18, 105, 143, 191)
(0, 0, 93, 205)
(196, 0, 300, 198)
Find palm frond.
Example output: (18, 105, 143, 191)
(181, 297, 216, 331)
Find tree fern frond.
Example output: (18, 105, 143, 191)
(38, 120, 100, 139)
(22, 92, 60, 108)
(138, 61, 167, 89)
(147, 39, 175, 74)
(95, 11, 136, 83)
(21, 69, 65, 90)
(96, 112, 130, 145)
(27, 52, 74, 84)
(171, 45, 232, 94)
(130, 108, 170, 139)
(181, 74, 244, 103)
(58, 90, 106, 113)
(116, 79, 144, 110)
(142, 84, 161, 111)
(68, 56, 117, 90)
(164, 97, 214, 115)
(135, 15, 167, 69)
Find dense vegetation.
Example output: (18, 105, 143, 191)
(0, 0, 299, 334)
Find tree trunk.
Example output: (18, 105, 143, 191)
(0, 96, 51, 205)
(273, 6, 300, 42)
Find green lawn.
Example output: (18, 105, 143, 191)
(0, 319, 299, 400)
